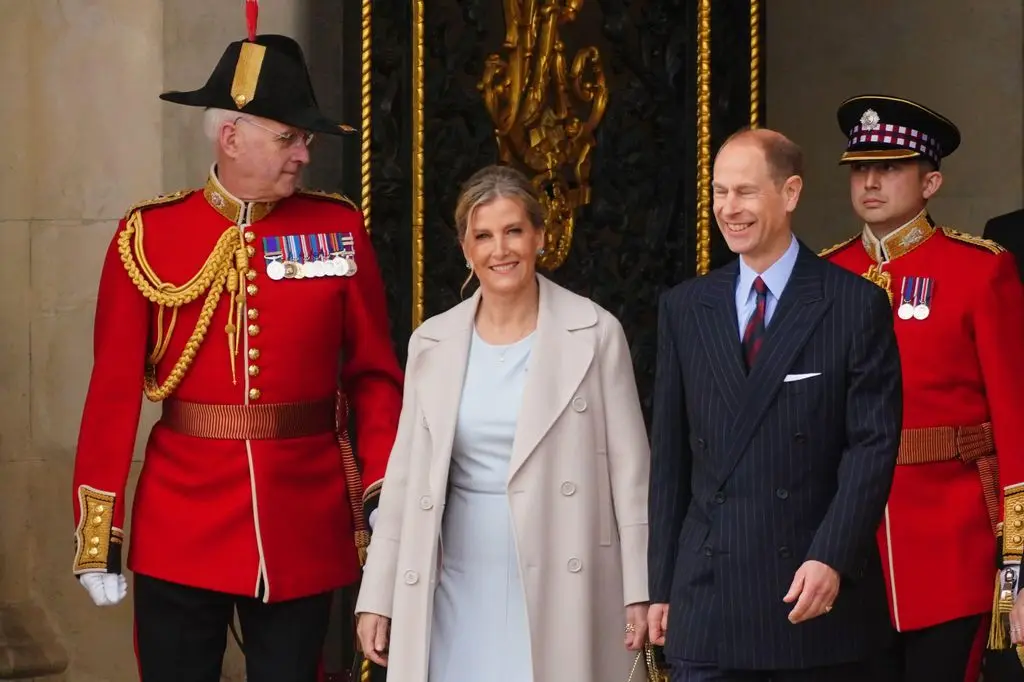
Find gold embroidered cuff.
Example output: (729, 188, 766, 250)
(1003, 484, 1024, 564)
(72, 486, 120, 575)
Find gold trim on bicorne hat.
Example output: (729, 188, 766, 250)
(203, 165, 277, 225)
(230, 42, 266, 109)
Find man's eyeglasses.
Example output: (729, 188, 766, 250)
(235, 117, 315, 148)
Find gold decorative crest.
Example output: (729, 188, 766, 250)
(479, 0, 608, 270)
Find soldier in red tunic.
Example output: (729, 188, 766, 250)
(821, 95, 1024, 682)
(70, 26, 403, 682)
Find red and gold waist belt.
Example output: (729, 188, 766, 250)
(160, 397, 336, 440)
(896, 422, 993, 465)
(897, 421, 998, 533)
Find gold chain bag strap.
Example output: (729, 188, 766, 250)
(627, 642, 668, 682)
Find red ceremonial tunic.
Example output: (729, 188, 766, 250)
(824, 210, 1024, 632)
(71, 171, 403, 603)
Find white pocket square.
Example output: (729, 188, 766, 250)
(783, 372, 821, 383)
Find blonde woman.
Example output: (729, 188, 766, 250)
(354, 165, 651, 681)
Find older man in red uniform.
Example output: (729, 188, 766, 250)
(821, 95, 1024, 682)
(70, 23, 402, 682)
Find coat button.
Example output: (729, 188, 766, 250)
(244, 230, 256, 243)
(567, 557, 582, 573)
(696, 438, 706, 449)
(403, 570, 419, 585)
(794, 433, 806, 443)
(419, 496, 433, 510)
(421, 415, 429, 428)
(703, 546, 713, 557)
(713, 491, 725, 504)
(560, 482, 576, 496)
(778, 546, 792, 558)
(776, 488, 789, 500)
(571, 396, 587, 412)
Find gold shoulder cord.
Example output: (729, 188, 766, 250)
(940, 227, 1005, 254)
(298, 188, 360, 212)
(118, 209, 250, 401)
(817, 234, 858, 258)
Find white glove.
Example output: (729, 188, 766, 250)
(368, 508, 378, 530)
(79, 573, 127, 606)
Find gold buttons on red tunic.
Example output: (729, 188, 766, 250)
(248, 348, 260, 360)
(249, 388, 261, 401)
(248, 324, 260, 336)
(248, 365, 260, 377)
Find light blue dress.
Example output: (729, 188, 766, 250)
(428, 328, 535, 682)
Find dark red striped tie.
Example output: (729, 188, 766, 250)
(743, 276, 768, 370)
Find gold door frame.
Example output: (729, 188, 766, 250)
(399, 0, 763, 327)
(695, 0, 762, 277)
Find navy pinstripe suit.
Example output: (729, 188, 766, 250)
(649, 243, 902, 673)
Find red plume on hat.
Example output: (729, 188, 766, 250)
(246, 0, 259, 42)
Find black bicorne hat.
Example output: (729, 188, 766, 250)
(159, 33, 354, 136)
(836, 94, 960, 168)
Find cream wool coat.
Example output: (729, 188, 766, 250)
(355, 275, 651, 682)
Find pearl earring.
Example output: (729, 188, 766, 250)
(537, 248, 545, 255)
(466, 260, 471, 269)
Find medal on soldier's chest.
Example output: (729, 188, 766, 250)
(897, 276, 934, 320)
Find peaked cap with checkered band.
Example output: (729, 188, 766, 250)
(837, 95, 961, 168)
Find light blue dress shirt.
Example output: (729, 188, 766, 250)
(735, 235, 800, 340)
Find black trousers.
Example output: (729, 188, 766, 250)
(134, 573, 333, 682)
(879, 614, 984, 682)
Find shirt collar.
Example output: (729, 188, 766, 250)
(737, 234, 800, 300)
(203, 164, 278, 225)
(860, 209, 936, 263)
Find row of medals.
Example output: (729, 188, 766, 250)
(897, 299, 929, 321)
(266, 255, 358, 281)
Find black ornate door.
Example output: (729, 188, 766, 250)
(332, 0, 764, 415)
(314, 1, 765, 677)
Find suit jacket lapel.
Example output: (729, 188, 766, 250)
(696, 261, 745, 413)
(417, 295, 477, 493)
(714, 246, 833, 483)
(508, 276, 596, 481)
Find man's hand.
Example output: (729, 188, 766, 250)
(647, 603, 669, 646)
(625, 603, 649, 651)
(79, 573, 127, 606)
(356, 613, 391, 667)
(783, 560, 839, 623)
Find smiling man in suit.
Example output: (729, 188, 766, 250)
(647, 128, 903, 682)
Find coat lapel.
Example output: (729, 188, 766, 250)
(417, 294, 477, 493)
(507, 276, 596, 481)
(696, 261, 746, 413)
(713, 245, 832, 483)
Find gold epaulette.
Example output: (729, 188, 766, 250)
(817, 234, 859, 258)
(940, 227, 1005, 254)
(122, 190, 194, 220)
(298, 189, 360, 212)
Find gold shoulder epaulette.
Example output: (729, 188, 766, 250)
(817, 234, 859, 258)
(298, 189, 360, 212)
(123, 190, 193, 219)
(940, 227, 1005, 254)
